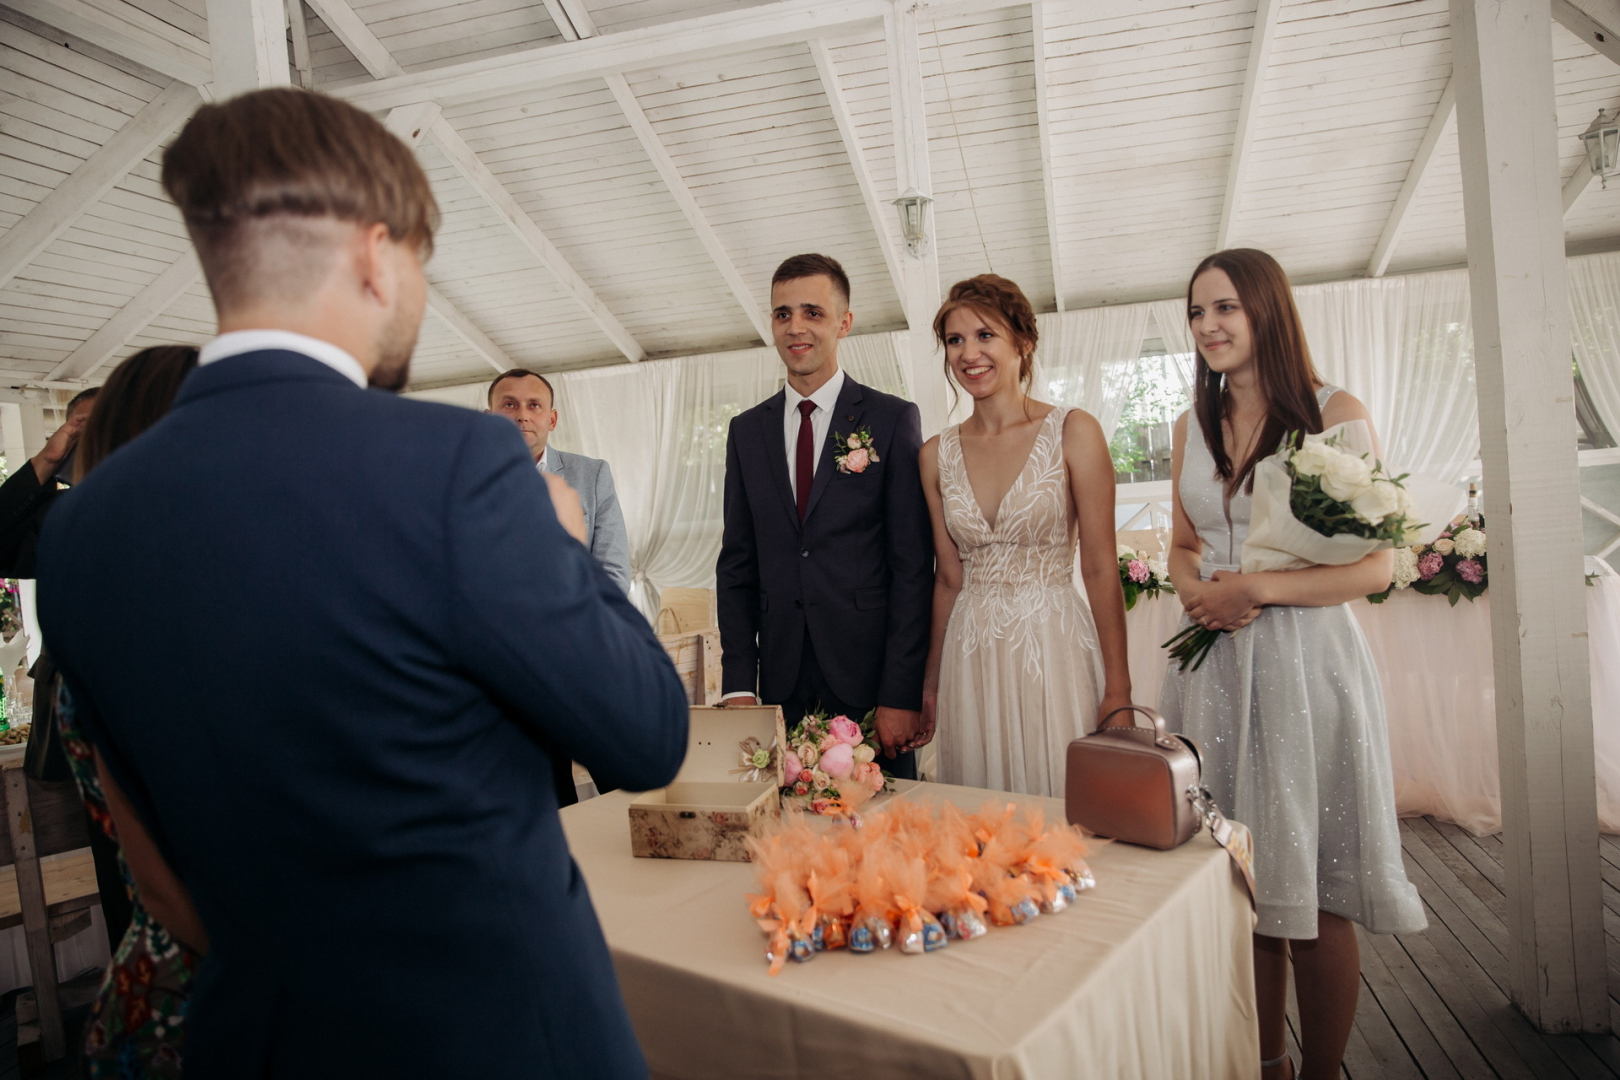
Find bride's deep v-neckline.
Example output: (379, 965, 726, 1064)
(956, 408, 1056, 532)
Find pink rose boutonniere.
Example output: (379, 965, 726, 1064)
(835, 429, 880, 475)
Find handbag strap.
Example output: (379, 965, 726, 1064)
(1188, 784, 1257, 919)
(1098, 704, 1167, 737)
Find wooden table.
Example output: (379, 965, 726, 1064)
(561, 782, 1259, 1080)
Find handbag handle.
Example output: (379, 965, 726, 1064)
(1098, 704, 1168, 737)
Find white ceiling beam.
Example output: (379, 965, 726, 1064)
(385, 102, 518, 375)
(808, 39, 908, 323)
(0, 81, 200, 292)
(46, 252, 203, 382)
(428, 117, 645, 361)
(888, 0, 947, 437)
(331, 0, 902, 112)
(7, 0, 213, 87)
(314, 2, 644, 362)
(1367, 78, 1455, 278)
(1552, 0, 1620, 214)
(301, 0, 405, 77)
(205, 0, 292, 97)
(604, 75, 770, 342)
(1553, 0, 1620, 66)
(286, 0, 314, 89)
(1216, 0, 1284, 251)
(426, 286, 514, 374)
(1029, 0, 1064, 311)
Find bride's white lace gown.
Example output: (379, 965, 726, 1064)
(935, 407, 1104, 797)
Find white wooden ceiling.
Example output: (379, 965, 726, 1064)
(3, 0, 1620, 393)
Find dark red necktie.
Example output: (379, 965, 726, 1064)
(796, 399, 816, 522)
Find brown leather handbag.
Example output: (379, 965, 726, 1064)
(1065, 705, 1202, 850)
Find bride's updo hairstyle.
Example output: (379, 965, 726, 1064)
(932, 274, 1040, 395)
(1188, 248, 1323, 491)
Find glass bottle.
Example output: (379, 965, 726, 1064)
(1466, 482, 1482, 527)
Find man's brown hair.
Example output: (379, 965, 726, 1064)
(162, 88, 439, 310)
(487, 368, 556, 407)
(771, 254, 850, 308)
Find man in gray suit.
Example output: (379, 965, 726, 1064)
(489, 369, 633, 595)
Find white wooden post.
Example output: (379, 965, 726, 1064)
(887, 1, 946, 438)
(204, 0, 291, 98)
(1450, 0, 1608, 1033)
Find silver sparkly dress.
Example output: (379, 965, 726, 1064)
(1159, 387, 1426, 940)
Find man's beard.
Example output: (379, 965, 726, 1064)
(368, 303, 419, 391)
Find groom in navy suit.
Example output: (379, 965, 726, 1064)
(37, 89, 686, 1078)
(717, 254, 933, 776)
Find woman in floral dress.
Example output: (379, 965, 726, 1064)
(58, 345, 201, 1078)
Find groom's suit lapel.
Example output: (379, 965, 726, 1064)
(758, 390, 800, 529)
(804, 377, 864, 526)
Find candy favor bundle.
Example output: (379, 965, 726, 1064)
(745, 798, 1095, 975)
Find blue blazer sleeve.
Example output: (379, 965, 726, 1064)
(447, 420, 687, 792)
(587, 459, 633, 596)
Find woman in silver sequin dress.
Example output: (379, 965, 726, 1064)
(1158, 250, 1425, 1080)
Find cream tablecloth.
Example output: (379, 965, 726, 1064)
(561, 782, 1258, 1080)
(1125, 577, 1620, 835)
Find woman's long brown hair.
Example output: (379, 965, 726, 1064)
(73, 345, 200, 482)
(1188, 248, 1323, 492)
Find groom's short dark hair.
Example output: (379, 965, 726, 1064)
(772, 254, 850, 308)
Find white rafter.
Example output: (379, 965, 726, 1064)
(204, 0, 291, 97)
(0, 81, 200, 292)
(8, 0, 213, 87)
(1552, 0, 1620, 214)
(605, 75, 770, 342)
(426, 286, 515, 373)
(286, 0, 314, 89)
(46, 252, 203, 381)
(308, 0, 646, 362)
(809, 39, 908, 323)
(1368, 78, 1455, 278)
(331, 0, 902, 112)
(1029, 0, 1064, 311)
(1216, 0, 1284, 250)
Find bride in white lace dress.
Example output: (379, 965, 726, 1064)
(917, 275, 1133, 797)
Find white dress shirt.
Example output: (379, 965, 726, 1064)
(199, 330, 368, 389)
(782, 368, 846, 493)
(534, 446, 552, 472)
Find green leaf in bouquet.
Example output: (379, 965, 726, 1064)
(1122, 582, 1139, 611)
(1366, 586, 1392, 604)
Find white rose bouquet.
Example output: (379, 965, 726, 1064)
(1165, 419, 1463, 671)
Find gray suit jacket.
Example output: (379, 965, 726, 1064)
(544, 447, 632, 595)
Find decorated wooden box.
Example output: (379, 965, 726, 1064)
(629, 705, 787, 862)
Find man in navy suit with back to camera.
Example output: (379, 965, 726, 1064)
(716, 254, 934, 777)
(37, 87, 687, 1079)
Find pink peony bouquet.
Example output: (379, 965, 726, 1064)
(1368, 513, 1488, 605)
(780, 708, 890, 816)
(1117, 545, 1174, 611)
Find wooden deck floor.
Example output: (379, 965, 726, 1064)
(1287, 816, 1620, 1079)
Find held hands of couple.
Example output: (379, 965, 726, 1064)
(1181, 570, 1263, 632)
(720, 699, 930, 759)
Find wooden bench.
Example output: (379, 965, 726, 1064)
(0, 744, 100, 1065)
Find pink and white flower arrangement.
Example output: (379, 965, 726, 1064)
(1369, 514, 1489, 606)
(780, 708, 891, 815)
(1117, 544, 1174, 611)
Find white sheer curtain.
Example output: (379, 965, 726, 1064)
(1149, 299, 1197, 397)
(839, 330, 910, 400)
(1035, 304, 1151, 438)
(1293, 271, 1477, 483)
(549, 347, 779, 619)
(1568, 251, 1620, 438)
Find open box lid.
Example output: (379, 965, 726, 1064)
(673, 705, 787, 788)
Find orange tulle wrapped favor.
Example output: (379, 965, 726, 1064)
(742, 795, 1097, 972)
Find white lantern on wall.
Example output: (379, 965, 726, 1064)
(1581, 109, 1620, 189)
(893, 188, 933, 256)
